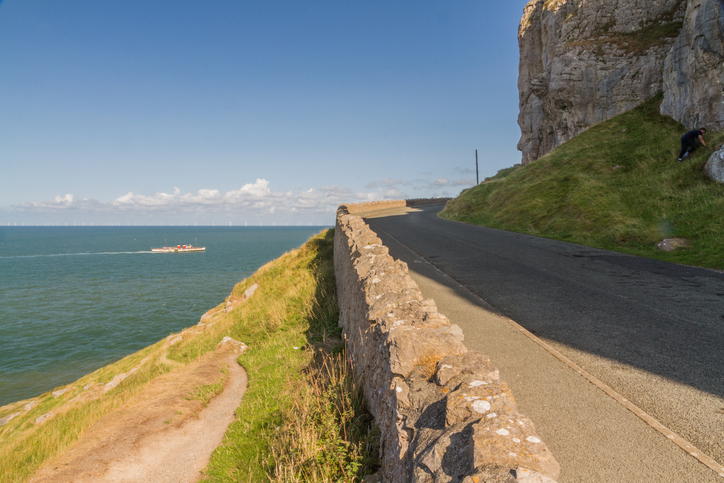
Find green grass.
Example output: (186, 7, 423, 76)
(569, 0, 685, 55)
(483, 165, 521, 183)
(597, 19, 683, 54)
(441, 95, 724, 270)
(190, 367, 228, 406)
(200, 229, 378, 482)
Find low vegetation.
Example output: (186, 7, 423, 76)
(199, 230, 379, 482)
(442, 95, 724, 270)
(190, 368, 228, 407)
(587, 18, 682, 55)
(564, 0, 685, 55)
(0, 229, 379, 482)
(0, 343, 171, 483)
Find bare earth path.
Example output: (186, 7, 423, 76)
(30, 350, 247, 483)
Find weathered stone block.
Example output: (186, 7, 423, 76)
(216, 336, 248, 354)
(461, 464, 518, 483)
(445, 381, 517, 427)
(412, 418, 481, 483)
(436, 352, 500, 387)
(368, 291, 429, 325)
(388, 325, 467, 377)
(469, 411, 560, 480)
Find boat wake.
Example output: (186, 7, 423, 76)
(0, 251, 155, 259)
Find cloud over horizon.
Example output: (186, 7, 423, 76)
(2, 177, 460, 225)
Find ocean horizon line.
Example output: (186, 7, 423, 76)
(1, 223, 333, 227)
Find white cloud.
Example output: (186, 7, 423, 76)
(384, 188, 406, 199)
(54, 194, 74, 204)
(362, 173, 471, 200)
(5, 174, 465, 225)
(6, 178, 403, 224)
(234, 178, 272, 198)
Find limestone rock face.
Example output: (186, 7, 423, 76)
(661, 0, 724, 130)
(518, 0, 687, 164)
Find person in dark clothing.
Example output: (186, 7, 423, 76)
(678, 128, 707, 161)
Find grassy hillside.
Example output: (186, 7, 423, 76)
(200, 230, 378, 482)
(441, 95, 724, 270)
(0, 230, 379, 483)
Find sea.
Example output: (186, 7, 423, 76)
(0, 225, 327, 407)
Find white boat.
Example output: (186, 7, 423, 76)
(151, 244, 205, 253)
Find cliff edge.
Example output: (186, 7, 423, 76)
(518, 0, 724, 165)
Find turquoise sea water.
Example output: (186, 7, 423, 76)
(0, 226, 325, 407)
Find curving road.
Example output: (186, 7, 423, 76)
(365, 204, 724, 483)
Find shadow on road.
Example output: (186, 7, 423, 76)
(366, 206, 724, 401)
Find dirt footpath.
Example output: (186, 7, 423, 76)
(30, 350, 247, 483)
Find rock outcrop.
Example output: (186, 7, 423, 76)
(661, 0, 724, 130)
(517, 0, 724, 165)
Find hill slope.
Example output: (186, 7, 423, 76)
(0, 231, 378, 483)
(441, 96, 724, 270)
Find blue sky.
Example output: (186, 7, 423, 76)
(0, 0, 529, 225)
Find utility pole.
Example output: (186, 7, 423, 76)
(475, 150, 479, 185)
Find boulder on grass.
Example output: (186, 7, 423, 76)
(704, 146, 724, 184)
(656, 238, 690, 252)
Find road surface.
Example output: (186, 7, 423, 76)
(365, 204, 724, 482)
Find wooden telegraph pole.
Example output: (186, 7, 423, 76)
(475, 150, 479, 185)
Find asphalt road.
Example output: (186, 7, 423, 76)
(365, 205, 724, 482)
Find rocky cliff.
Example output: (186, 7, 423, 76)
(661, 0, 724, 129)
(518, 0, 723, 165)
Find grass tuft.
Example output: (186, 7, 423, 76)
(199, 229, 379, 482)
(267, 351, 379, 482)
(190, 368, 228, 407)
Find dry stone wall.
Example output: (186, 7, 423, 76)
(343, 199, 452, 215)
(335, 203, 560, 483)
(344, 200, 407, 214)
